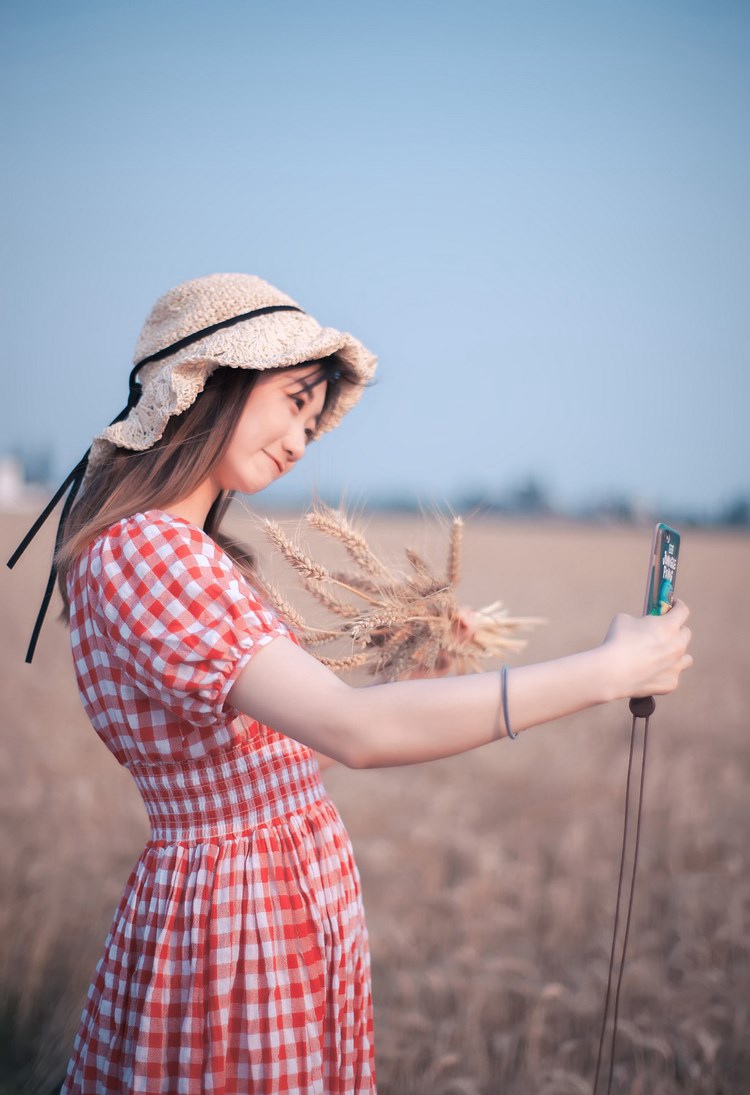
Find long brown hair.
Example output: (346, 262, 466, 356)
(56, 359, 351, 616)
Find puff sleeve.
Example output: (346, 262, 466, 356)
(94, 512, 289, 729)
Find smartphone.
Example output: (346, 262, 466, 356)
(643, 523, 680, 615)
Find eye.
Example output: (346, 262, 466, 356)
(290, 394, 306, 412)
(304, 427, 315, 444)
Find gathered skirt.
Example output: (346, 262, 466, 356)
(61, 741, 376, 1095)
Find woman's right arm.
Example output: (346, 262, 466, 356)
(228, 601, 692, 769)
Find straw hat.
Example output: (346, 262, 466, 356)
(88, 272, 377, 471)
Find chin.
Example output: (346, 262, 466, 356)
(228, 474, 276, 496)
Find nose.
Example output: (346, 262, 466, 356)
(282, 421, 307, 464)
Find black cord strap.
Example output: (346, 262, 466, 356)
(134, 305, 304, 367)
(592, 697, 655, 1095)
(6, 453, 91, 572)
(605, 712, 651, 1095)
(7, 383, 141, 662)
(20, 458, 89, 663)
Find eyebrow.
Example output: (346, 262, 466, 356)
(289, 379, 317, 398)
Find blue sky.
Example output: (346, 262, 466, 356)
(1, 0, 748, 515)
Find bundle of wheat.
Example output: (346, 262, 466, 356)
(258, 504, 543, 681)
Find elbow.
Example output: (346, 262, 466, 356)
(325, 690, 377, 770)
(331, 726, 375, 770)
(339, 742, 375, 770)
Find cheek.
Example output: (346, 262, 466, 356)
(229, 411, 267, 457)
(221, 387, 291, 469)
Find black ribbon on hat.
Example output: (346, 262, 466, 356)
(7, 303, 305, 663)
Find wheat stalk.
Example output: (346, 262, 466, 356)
(405, 548, 447, 596)
(447, 516, 463, 586)
(263, 519, 331, 583)
(302, 578, 360, 619)
(329, 570, 385, 597)
(348, 608, 411, 641)
(263, 519, 386, 609)
(260, 507, 543, 681)
(298, 629, 346, 647)
(378, 635, 423, 681)
(317, 651, 371, 671)
(305, 504, 390, 578)
(260, 579, 308, 631)
(411, 634, 443, 675)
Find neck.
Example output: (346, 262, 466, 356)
(166, 476, 221, 529)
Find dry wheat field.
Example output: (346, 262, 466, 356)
(1, 510, 748, 1095)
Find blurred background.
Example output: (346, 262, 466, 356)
(2, 2, 749, 1093)
(1, 0, 748, 521)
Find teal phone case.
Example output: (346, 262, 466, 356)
(645, 523, 680, 615)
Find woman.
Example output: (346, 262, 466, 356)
(19, 274, 692, 1094)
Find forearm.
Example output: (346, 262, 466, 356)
(230, 605, 690, 770)
(346, 646, 616, 768)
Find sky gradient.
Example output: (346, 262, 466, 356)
(2, 0, 748, 516)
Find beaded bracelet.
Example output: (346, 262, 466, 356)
(500, 663, 518, 740)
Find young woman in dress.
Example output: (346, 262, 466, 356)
(17, 274, 692, 1094)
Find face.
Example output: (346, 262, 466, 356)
(212, 364, 328, 495)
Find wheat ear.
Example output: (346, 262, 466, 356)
(377, 638, 422, 681)
(302, 578, 360, 620)
(348, 607, 412, 641)
(263, 519, 331, 583)
(411, 634, 443, 674)
(260, 579, 308, 631)
(306, 504, 390, 578)
(447, 516, 463, 586)
(299, 629, 345, 647)
(404, 548, 449, 597)
(317, 651, 371, 671)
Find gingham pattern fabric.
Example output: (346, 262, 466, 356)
(61, 512, 375, 1094)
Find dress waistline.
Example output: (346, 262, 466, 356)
(129, 739, 327, 843)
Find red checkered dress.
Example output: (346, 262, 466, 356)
(61, 510, 376, 1094)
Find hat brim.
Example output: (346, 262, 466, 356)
(90, 309, 376, 467)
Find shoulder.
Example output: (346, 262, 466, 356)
(90, 510, 239, 585)
(72, 509, 290, 643)
(93, 509, 225, 556)
(101, 509, 220, 557)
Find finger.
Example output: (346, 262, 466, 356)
(679, 653, 694, 672)
(668, 599, 690, 626)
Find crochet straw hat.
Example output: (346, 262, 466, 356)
(88, 272, 377, 472)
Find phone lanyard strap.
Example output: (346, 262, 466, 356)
(592, 696, 655, 1095)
